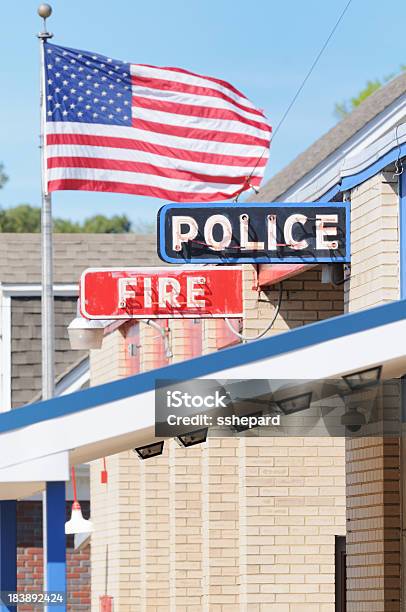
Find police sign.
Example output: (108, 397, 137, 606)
(157, 202, 350, 264)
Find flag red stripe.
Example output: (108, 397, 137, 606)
(47, 156, 262, 186)
(131, 75, 264, 118)
(46, 133, 268, 168)
(131, 118, 270, 147)
(48, 178, 253, 202)
(136, 64, 255, 106)
(132, 95, 271, 133)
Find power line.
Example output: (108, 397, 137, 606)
(245, 0, 354, 187)
(272, 0, 354, 142)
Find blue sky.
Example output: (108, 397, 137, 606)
(0, 0, 405, 226)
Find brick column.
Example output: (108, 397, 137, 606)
(242, 264, 343, 339)
(345, 171, 401, 611)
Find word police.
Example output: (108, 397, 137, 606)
(158, 202, 350, 264)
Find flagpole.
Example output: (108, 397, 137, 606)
(38, 4, 54, 400)
(37, 4, 54, 605)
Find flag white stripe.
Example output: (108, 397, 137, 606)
(132, 85, 269, 125)
(46, 122, 269, 158)
(131, 65, 259, 113)
(48, 166, 244, 194)
(47, 144, 264, 177)
(131, 106, 271, 139)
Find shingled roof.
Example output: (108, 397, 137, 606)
(255, 71, 406, 202)
(1, 232, 160, 407)
(0, 232, 161, 284)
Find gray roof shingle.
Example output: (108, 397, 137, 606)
(3, 232, 162, 407)
(254, 72, 406, 202)
(11, 296, 83, 408)
(0, 233, 162, 284)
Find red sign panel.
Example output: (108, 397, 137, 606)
(80, 267, 243, 319)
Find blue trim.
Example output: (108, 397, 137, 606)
(160, 255, 350, 264)
(46, 482, 66, 610)
(345, 202, 351, 262)
(341, 144, 406, 192)
(158, 201, 351, 264)
(317, 183, 341, 202)
(159, 201, 348, 212)
(0, 501, 16, 612)
(315, 144, 406, 202)
(0, 298, 406, 436)
(400, 172, 406, 299)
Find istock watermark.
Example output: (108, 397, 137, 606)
(166, 388, 229, 409)
(155, 378, 403, 438)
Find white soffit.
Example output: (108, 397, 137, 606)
(0, 452, 69, 482)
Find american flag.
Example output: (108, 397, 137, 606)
(44, 43, 271, 203)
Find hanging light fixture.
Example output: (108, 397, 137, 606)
(65, 466, 93, 535)
(342, 366, 382, 391)
(68, 316, 107, 350)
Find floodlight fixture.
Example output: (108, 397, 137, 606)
(134, 441, 164, 460)
(342, 366, 382, 391)
(176, 428, 208, 448)
(275, 391, 312, 415)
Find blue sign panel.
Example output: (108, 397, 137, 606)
(157, 202, 350, 264)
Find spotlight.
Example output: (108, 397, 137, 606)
(342, 366, 382, 390)
(176, 428, 208, 447)
(231, 410, 263, 432)
(341, 405, 366, 432)
(134, 441, 164, 460)
(276, 392, 312, 415)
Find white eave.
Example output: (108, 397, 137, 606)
(282, 94, 406, 202)
(0, 299, 406, 499)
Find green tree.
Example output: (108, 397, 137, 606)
(0, 164, 8, 190)
(0, 204, 134, 233)
(81, 214, 132, 233)
(334, 65, 406, 120)
(0, 204, 41, 232)
(53, 217, 81, 233)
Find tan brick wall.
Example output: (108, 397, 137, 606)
(168, 319, 188, 363)
(345, 171, 399, 312)
(345, 171, 401, 611)
(243, 437, 345, 611)
(90, 263, 347, 610)
(89, 327, 126, 385)
(202, 318, 218, 355)
(242, 264, 344, 338)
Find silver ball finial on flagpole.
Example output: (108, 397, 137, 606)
(37, 4, 53, 37)
(37, 3, 52, 18)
